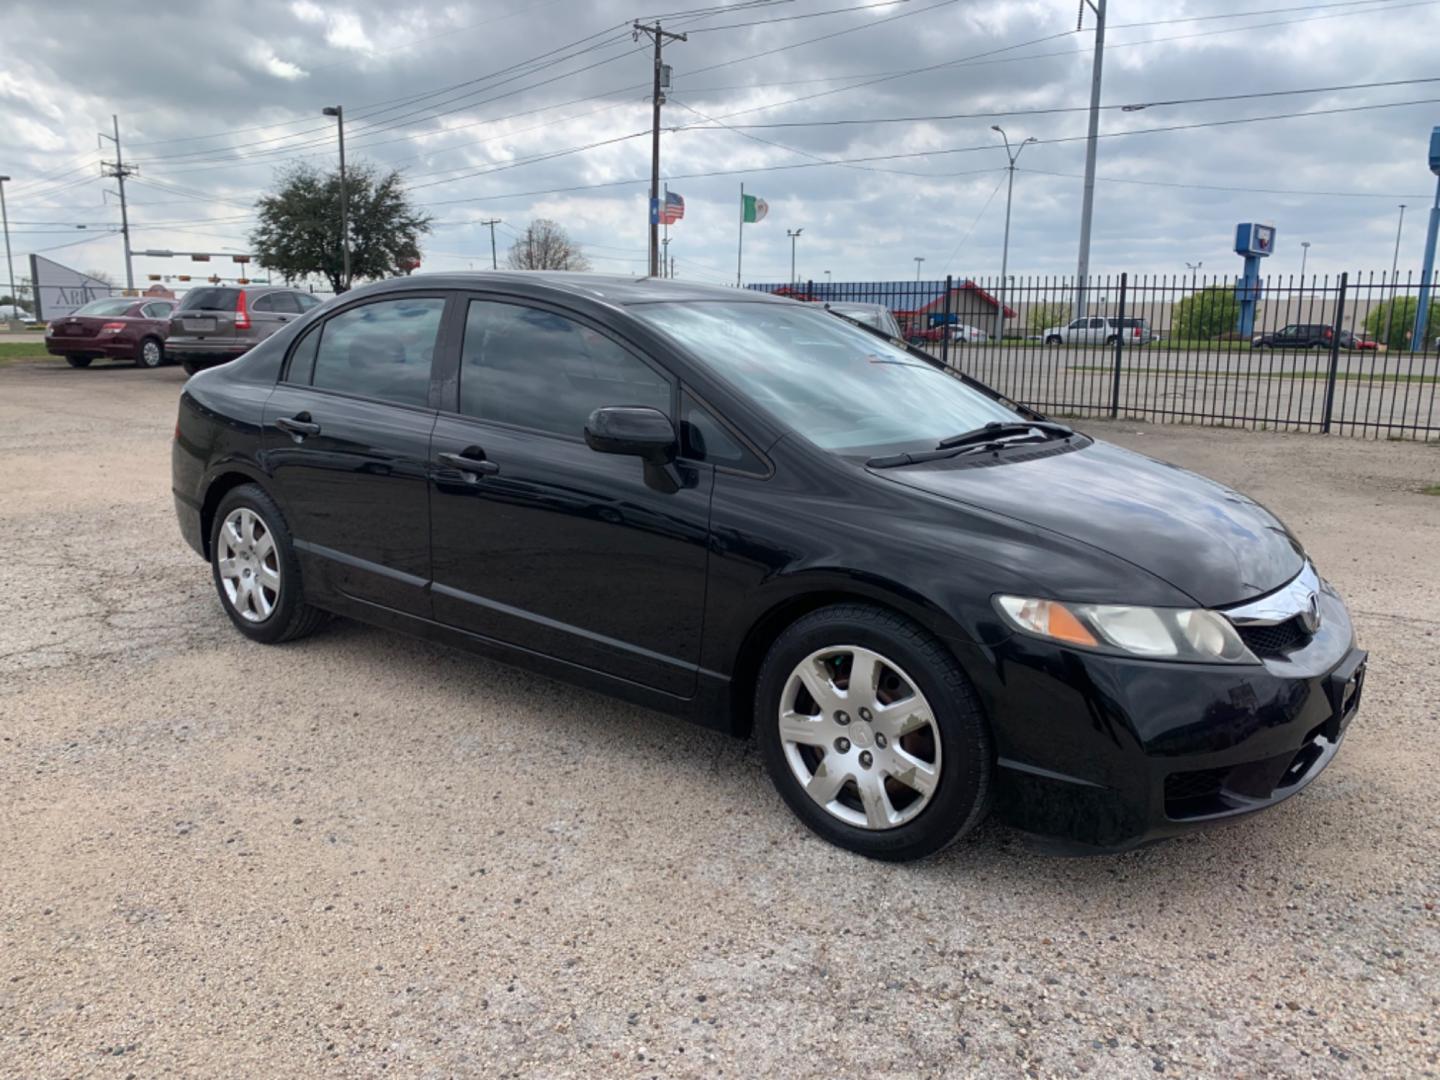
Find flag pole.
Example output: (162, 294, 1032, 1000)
(737, 182, 744, 287)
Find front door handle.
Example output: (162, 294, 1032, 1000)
(275, 414, 321, 437)
(438, 450, 499, 476)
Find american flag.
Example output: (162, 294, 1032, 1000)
(659, 190, 685, 224)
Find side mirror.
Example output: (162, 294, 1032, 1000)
(585, 406, 677, 465)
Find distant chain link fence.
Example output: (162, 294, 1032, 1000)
(748, 273, 1440, 442)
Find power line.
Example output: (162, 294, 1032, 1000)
(670, 75, 1440, 130)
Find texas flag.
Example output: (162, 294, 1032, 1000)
(659, 190, 685, 224)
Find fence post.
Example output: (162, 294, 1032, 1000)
(941, 275, 954, 368)
(1109, 272, 1127, 418)
(1321, 271, 1348, 434)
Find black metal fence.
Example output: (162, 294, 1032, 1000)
(749, 273, 1440, 442)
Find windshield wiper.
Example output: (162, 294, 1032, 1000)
(934, 420, 1073, 451)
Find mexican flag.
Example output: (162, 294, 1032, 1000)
(742, 194, 768, 224)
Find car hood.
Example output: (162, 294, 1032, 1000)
(874, 439, 1305, 608)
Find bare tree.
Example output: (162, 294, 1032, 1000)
(82, 268, 118, 287)
(505, 219, 590, 271)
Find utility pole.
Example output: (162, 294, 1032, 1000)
(480, 218, 501, 270)
(99, 116, 136, 291)
(322, 106, 349, 290)
(914, 256, 925, 282)
(993, 126, 1037, 342)
(1385, 205, 1406, 345)
(635, 21, 686, 278)
(787, 228, 803, 288)
(1073, 0, 1106, 319)
(0, 176, 15, 321)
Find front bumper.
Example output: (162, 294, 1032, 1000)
(980, 582, 1365, 852)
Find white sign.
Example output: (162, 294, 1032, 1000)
(29, 254, 122, 320)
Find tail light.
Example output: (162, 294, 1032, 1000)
(100, 322, 126, 334)
(234, 290, 251, 330)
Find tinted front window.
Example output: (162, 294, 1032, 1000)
(310, 297, 444, 407)
(629, 302, 1018, 454)
(459, 301, 671, 437)
(681, 396, 763, 472)
(74, 298, 134, 317)
(178, 288, 239, 312)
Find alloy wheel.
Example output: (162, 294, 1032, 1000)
(140, 339, 162, 367)
(217, 507, 280, 622)
(778, 645, 942, 830)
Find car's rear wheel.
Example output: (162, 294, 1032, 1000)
(1104, 334, 1120, 346)
(1045, 335, 1062, 345)
(756, 604, 991, 861)
(135, 337, 163, 369)
(65, 355, 92, 368)
(210, 484, 328, 644)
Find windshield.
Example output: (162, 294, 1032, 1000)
(74, 298, 134, 317)
(629, 301, 1019, 454)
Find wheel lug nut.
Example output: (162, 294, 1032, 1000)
(875, 733, 887, 748)
(859, 707, 873, 722)
(834, 737, 850, 753)
(859, 751, 873, 768)
(835, 711, 850, 726)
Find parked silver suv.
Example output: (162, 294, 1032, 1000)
(169, 285, 323, 374)
(1042, 316, 1157, 346)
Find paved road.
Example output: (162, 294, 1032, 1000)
(2, 359, 1438, 1077)
(919, 343, 1440, 438)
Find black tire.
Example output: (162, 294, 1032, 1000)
(755, 603, 992, 862)
(181, 358, 203, 376)
(1045, 335, 1062, 345)
(135, 337, 164, 369)
(209, 483, 328, 644)
(1104, 334, 1119, 346)
(65, 355, 92, 368)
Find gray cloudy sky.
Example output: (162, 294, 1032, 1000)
(4, 0, 1440, 288)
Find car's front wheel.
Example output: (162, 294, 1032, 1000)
(756, 604, 991, 861)
(135, 337, 164, 369)
(210, 484, 328, 644)
(1045, 335, 1062, 345)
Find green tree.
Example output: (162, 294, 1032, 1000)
(1363, 296, 1440, 350)
(251, 162, 432, 292)
(1025, 302, 1069, 333)
(1173, 285, 1240, 340)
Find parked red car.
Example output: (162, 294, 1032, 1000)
(45, 296, 177, 369)
(1353, 335, 1384, 351)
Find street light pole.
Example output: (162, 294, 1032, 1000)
(323, 106, 350, 290)
(1074, 0, 1106, 319)
(0, 176, 15, 321)
(1300, 240, 1311, 279)
(992, 125, 1037, 342)
(1385, 205, 1406, 346)
(787, 228, 803, 287)
(914, 256, 924, 282)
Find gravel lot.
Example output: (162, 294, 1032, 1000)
(1, 358, 1437, 1078)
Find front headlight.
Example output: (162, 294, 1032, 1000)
(995, 596, 1259, 664)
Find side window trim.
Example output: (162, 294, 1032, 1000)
(441, 292, 678, 438)
(678, 385, 774, 478)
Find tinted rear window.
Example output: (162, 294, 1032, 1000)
(178, 288, 239, 312)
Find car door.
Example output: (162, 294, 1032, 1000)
(262, 291, 452, 618)
(427, 295, 714, 697)
(1065, 318, 1087, 342)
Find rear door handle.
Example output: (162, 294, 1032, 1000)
(275, 414, 321, 437)
(437, 451, 499, 476)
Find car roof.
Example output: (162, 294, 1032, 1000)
(346, 271, 792, 307)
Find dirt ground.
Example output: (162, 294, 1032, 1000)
(1, 358, 1437, 1078)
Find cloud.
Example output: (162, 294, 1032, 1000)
(249, 46, 308, 81)
(3, 0, 1438, 286)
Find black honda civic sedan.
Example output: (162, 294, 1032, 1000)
(172, 273, 1366, 861)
